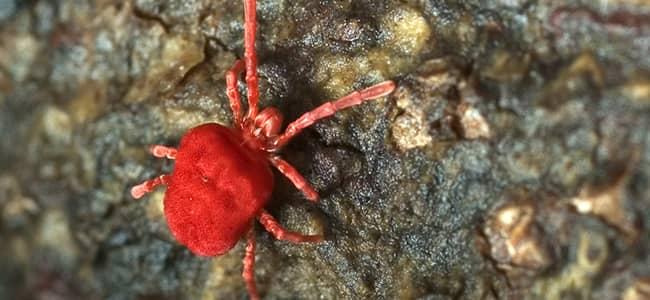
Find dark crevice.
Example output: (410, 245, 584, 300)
(175, 40, 210, 88)
(206, 37, 230, 54)
(132, 5, 171, 34)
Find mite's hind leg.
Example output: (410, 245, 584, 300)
(242, 225, 260, 300)
(258, 210, 323, 243)
(268, 156, 319, 202)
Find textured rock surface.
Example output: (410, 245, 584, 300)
(1, 0, 649, 299)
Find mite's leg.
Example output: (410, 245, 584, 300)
(258, 210, 323, 243)
(242, 226, 260, 300)
(130, 174, 170, 199)
(226, 59, 246, 125)
(243, 0, 259, 119)
(274, 80, 396, 148)
(149, 145, 178, 160)
(269, 156, 319, 202)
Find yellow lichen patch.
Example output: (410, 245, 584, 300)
(623, 278, 650, 300)
(392, 114, 432, 150)
(570, 161, 639, 241)
(161, 35, 205, 77)
(391, 87, 432, 151)
(161, 107, 220, 135)
(381, 5, 431, 56)
(482, 201, 552, 274)
(125, 33, 205, 103)
(40, 105, 74, 146)
(37, 210, 79, 262)
(0, 175, 39, 233)
(2, 195, 38, 224)
(280, 206, 326, 239)
(314, 4, 430, 98)
(455, 13, 478, 46)
(145, 189, 166, 221)
(65, 83, 108, 125)
(314, 54, 358, 98)
(482, 50, 531, 82)
(365, 49, 397, 78)
(0, 32, 40, 82)
(201, 251, 246, 300)
(413, 58, 460, 89)
(531, 231, 608, 300)
(574, 232, 608, 275)
(457, 103, 491, 139)
(313, 51, 394, 98)
(622, 77, 650, 105)
(565, 52, 604, 87)
(538, 52, 606, 108)
(394, 257, 416, 299)
(548, 52, 604, 92)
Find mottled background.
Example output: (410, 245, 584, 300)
(0, 0, 649, 299)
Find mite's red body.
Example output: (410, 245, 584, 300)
(130, 0, 396, 298)
(165, 124, 273, 256)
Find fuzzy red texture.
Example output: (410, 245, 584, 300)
(164, 123, 274, 256)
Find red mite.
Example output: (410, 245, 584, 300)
(130, 0, 395, 298)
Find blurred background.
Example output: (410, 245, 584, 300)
(0, 0, 649, 299)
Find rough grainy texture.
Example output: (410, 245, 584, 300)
(1, 0, 649, 299)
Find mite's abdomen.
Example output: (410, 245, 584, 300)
(164, 123, 274, 256)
